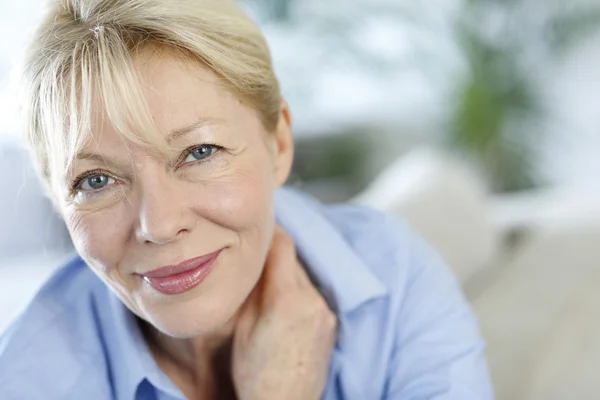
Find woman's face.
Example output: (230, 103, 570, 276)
(61, 50, 293, 338)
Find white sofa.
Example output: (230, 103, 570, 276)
(472, 190, 600, 400)
(0, 138, 72, 258)
(357, 148, 600, 400)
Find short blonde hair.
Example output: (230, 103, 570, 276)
(21, 0, 281, 199)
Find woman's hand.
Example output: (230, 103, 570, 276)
(232, 226, 337, 400)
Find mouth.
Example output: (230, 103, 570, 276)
(140, 249, 224, 295)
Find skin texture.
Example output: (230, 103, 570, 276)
(59, 49, 336, 399)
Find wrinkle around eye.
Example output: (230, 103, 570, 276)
(177, 156, 240, 186)
(70, 180, 129, 208)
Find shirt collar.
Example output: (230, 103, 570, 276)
(103, 288, 183, 400)
(274, 188, 388, 314)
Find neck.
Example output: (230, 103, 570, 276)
(139, 314, 239, 399)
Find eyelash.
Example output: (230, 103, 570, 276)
(69, 168, 117, 194)
(69, 144, 223, 194)
(176, 143, 223, 167)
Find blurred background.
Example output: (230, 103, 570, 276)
(1, 0, 600, 398)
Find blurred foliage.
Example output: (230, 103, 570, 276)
(545, 7, 600, 54)
(450, 20, 539, 192)
(245, 0, 294, 21)
(451, 2, 600, 192)
(293, 135, 367, 182)
(242, 0, 450, 190)
(247, 0, 600, 193)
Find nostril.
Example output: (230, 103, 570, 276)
(140, 228, 188, 246)
(176, 229, 188, 237)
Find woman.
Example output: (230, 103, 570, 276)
(0, 0, 492, 398)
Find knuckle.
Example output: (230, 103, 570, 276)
(311, 296, 333, 317)
(323, 311, 337, 330)
(277, 234, 296, 253)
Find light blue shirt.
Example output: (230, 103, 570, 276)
(0, 188, 493, 399)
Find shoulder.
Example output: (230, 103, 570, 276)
(320, 201, 411, 262)
(313, 194, 436, 293)
(319, 197, 471, 322)
(305, 194, 492, 397)
(0, 256, 111, 398)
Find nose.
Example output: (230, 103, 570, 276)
(134, 172, 195, 245)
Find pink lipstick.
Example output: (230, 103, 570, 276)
(141, 249, 222, 295)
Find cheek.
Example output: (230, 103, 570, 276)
(63, 206, 131, 276)
(186, 152, 277, 231)
(205, 166, 273, 228)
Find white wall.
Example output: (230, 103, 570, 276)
(0, 0, 44, 137)
(540, 32, 600, 190)
(0, 138, 72, 259)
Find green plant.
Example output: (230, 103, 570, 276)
(450, 2, 600, 192)
(247, 1, 600, 192)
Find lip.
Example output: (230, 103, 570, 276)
(140, 249, 223, 295)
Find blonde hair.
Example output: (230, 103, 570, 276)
(21, 0, 281, 200)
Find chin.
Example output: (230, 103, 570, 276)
(141, 295, 242, 339)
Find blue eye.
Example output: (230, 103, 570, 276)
(184, 145, 218, 163)
(78, 174, 115, 191)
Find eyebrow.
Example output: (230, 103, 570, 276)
(165, 117, 223, 143)
(74, 152, 129, 171)
(74, 117, 223, 166)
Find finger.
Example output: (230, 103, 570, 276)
(235, 275, 263, 334)
(272, 228, 315, 289)
(268, 226, 319, 292)
(265, 226, 298, 279)
(262, 226, 300, 297)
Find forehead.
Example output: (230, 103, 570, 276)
(97, 51, 233, 131)
(140, 51, 233, 113)
(86, 48, 254, 153)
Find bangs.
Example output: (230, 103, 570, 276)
(44, 25, 168, 189)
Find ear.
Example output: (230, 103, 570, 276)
(271, 99, 294, 187)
